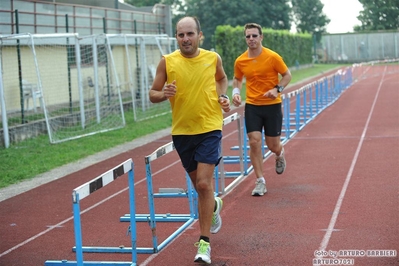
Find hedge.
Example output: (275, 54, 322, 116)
(214, 25, 313, 79)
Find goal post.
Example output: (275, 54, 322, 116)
(104, 34, 177, 122)
(0, 32, 177, 146)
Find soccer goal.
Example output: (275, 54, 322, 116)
(0, 33, 126, 144)
(104, 34, 177, 122)
(1, 33, 177, 146)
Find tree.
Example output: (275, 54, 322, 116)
(125, 0, 329, 49)
(184, 0, 292, 49)
(357, 0, 399, 31)
(291, 0, 330, 34)
(124, 0, 157, 6)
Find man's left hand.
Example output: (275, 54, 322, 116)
(218, 96, 231, 112)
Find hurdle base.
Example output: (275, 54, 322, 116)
(158, 188, 186, 193)
(120, 213, 195, 222)
(45, 260, 135, 266)
(76, 217, 196, 255)
(72, 246, 155, 254)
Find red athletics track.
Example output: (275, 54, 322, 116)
(0, 67, 398, 266)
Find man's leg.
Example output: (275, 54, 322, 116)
(248, 131, 267, 196)
(189, 163, 215, 264)
(265, 136, 286, 174)
(248, 131, 264, 178)
(265, 136, 283, 155)
(189, 163, 215, 237)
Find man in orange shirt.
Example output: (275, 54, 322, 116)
(232, 23, 292, 196)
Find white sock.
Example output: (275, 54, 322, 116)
(257, 177, 266, 184)
(276, 147, 284, 157)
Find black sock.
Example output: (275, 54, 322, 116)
(199, 236, 210, 243)
(213, 200, 217, 212)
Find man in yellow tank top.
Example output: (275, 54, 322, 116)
(149, 16, 230, 264)
(232, 23, 292, 197)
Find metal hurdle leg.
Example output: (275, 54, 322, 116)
(282, 94, 290, 141)
(144, 142, 198, 252)
(217, 112, 246, 194)
(45, 159, 137, 266)
(120, 141, 199, 254)
(229, 112, 274, 176)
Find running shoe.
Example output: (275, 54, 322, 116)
(275, 154, 286, 174)
(194, 239, 211, 264)
(251, 180, 267, 196)
(210, 197, 223, 234)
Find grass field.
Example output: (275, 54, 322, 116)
(0, 64, 346, 189)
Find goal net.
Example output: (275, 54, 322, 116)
(104, 34, 177, 122)
(1, 33, 177, 147)
(0, 33, 126, 144)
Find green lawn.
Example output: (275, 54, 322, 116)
(0, 64, 345, 189)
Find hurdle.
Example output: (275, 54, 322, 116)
(215, 112, 245, 194)
(119, 141, 199, 254)
(230, 68, 353, 176)
(45, 159, 137, 266)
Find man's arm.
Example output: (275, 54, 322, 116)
(215, 54, 230, 112)
(215, 54, 228, 96)
(265, 69, 292, 99)
(231, 77, 243, 107)
(278, 69, 292, 88)
(149, 57, 176, 103)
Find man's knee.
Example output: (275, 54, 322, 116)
(248, 132, 262, 146)
(265, 137, 282, 153)
(269, 143, 282, 154)
(195, 179, 212, 193)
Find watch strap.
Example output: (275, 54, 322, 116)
(274, 85, 284, 93)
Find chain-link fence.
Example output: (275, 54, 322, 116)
(319, 31, 399, 63)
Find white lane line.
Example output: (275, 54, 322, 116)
(0, 182, 133, 257)
(317, 67, 387, 253)
(0, 160, 176, 258)
(1, 131, 235, 258)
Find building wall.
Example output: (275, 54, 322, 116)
(0, 0, 173, 36)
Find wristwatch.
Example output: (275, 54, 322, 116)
(274, 85, 284, 93)
(219, 94, 229, 100)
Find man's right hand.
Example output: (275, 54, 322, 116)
(163, 80, 177, 99)
(232, 94, 241, 107)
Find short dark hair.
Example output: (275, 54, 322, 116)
(175, 16, 201, 34)
(244, 23, 262, 36)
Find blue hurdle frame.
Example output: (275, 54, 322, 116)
(45, 159, 137, 266)
(229, 68, 353, 176)
(119, 141, 199, 254)
(215, 112, 245, 194)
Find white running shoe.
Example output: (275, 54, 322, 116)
(210, 197, 223, 234)
(275, 154, 286, 174)
(194, 239, 211, 264)
(251, 180, 267, 196)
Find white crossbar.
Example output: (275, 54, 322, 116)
(73, 159, 132, 202)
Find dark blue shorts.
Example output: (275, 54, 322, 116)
(172, 130, 222, 173)
(245, 103, 283, 137)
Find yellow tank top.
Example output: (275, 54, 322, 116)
(164, 49, 223, 135)
(234, 47, 288, 105)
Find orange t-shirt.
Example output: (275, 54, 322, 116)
(234, 47, 288, 105)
